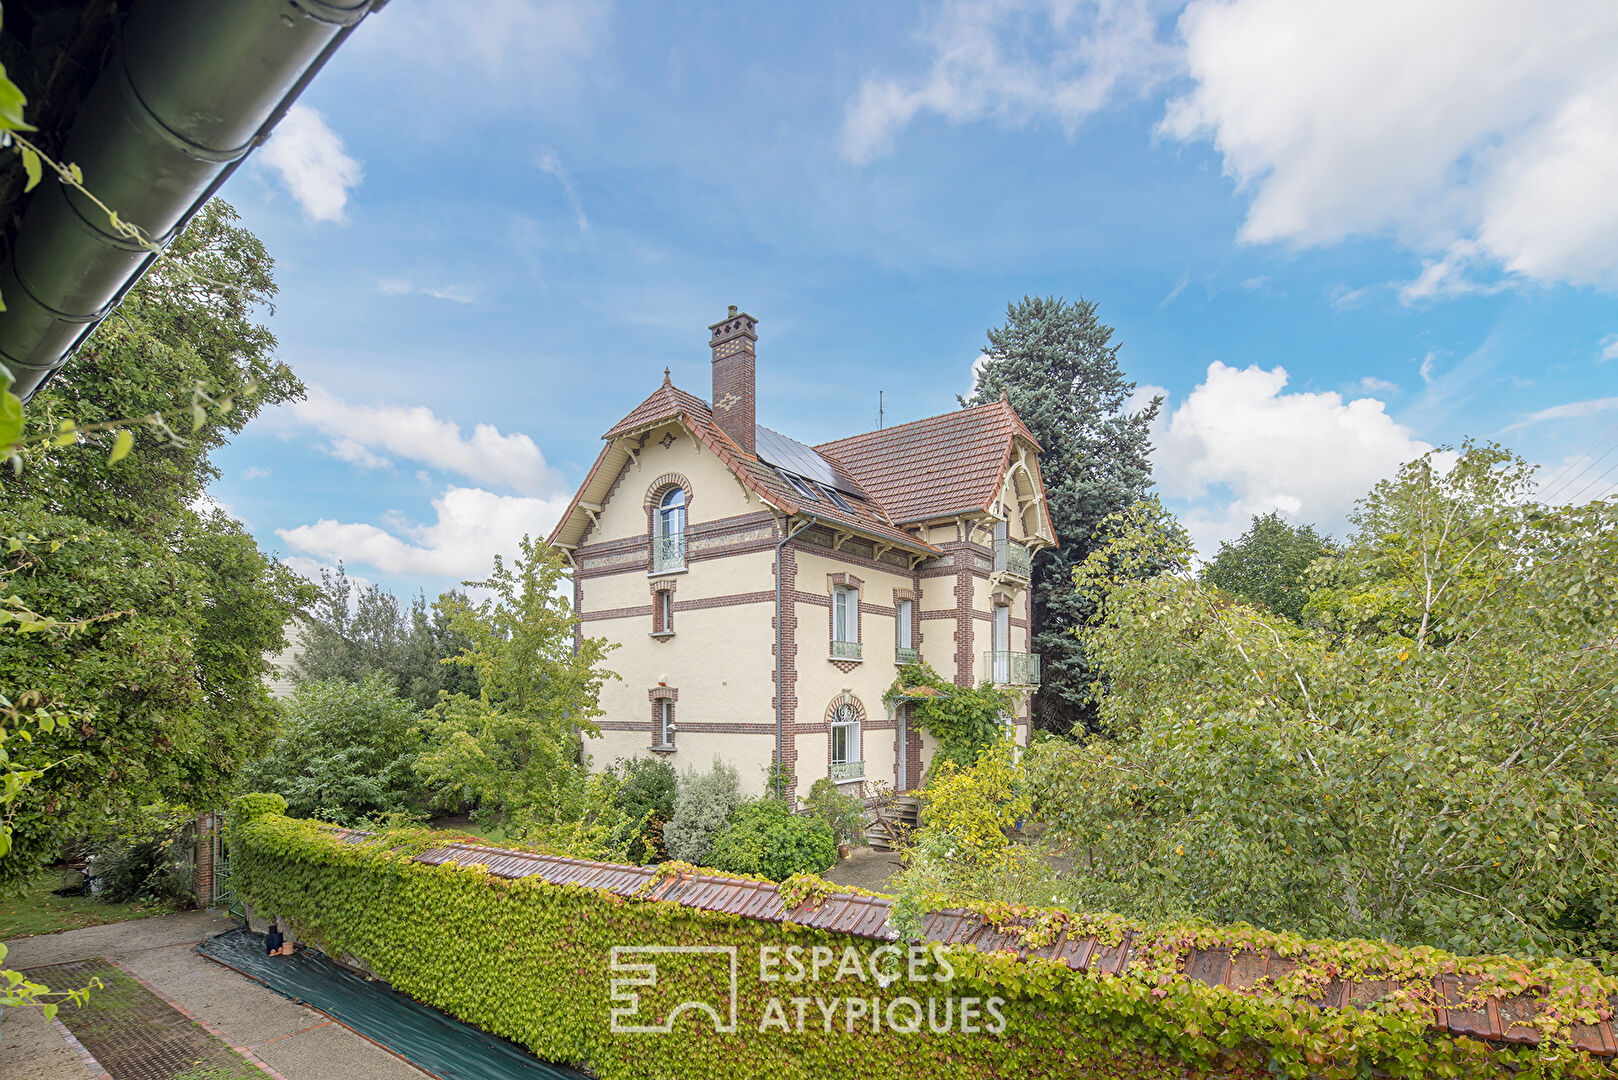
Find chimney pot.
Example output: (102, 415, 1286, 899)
(707, 306, 757, 455)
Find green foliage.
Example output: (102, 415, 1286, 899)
(229, 793, 287, 830)
(83, 803, 195, 906)
(242, 676, 430, 826)
(663, 756, 741, 866)
(607, 756, 677, 864)
(884, 661, 1018, 773)
(1201, 511, 1338, 622)
(707, 799, 836, 882)
(1029, 453, 1618, 959)
(963, 295, 1160, 735)
(294, 562, 479, 712)
(230, 810, 1618, 1079)
(413, 537, 616, 836)
(802, 778, 865, 847)
(0, 201, 311, 890)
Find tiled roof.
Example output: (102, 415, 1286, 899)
(363, 830, 1618, 1060)
(587, 374, 937, 556)
(814, 397, 1043, 525)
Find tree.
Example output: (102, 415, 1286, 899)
(1026, 452, 1618, 958)
(242, 676, 429, 826)
(963, 296, 1159, 734)
(1201, 511, 1337, 622)
(294, 563, 479, 712)
(0, 201, 311, 888)
(412, 537, 616, 835)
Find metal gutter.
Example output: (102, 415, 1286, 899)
(774, 513, 818, 799)
(1, 0, 386, 402)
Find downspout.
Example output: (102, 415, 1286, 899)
(1, 0, 385, 402)
(774, 514, 818, 800)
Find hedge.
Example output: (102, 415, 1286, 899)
(227, 803, 1618, 1080)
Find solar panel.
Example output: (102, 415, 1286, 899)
(755, 425, 863, 496)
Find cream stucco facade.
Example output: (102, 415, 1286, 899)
(550, 310, 1054, 803)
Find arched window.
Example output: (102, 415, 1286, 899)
(658, 486, 686, 539)
(830, 702, 862, 780)
(653, 486, 687, 573)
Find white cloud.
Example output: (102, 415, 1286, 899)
(1152, 362, 1432, 552)
(1535, 453, 1618, 506)
(283, 386, 566, 496)
(1502, 396, 1618, 433)
(242, 465, 272, 481)
(323, 437, 392, 470)
(1239, 275, 1269, 292)
(1162, 0, 1618, 289)
(377, 278, 476, 304)
(259, 105, 362, 222)
(538, 149, 591, 234)
(353, 0, 606, 103)
(1602, 335, 1618, 362)
(277, 486, 572, 580)
(840, 0, 1180, 164)
(1357, 376, 1399, 395)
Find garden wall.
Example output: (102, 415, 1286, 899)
(227, 801, 1618, 1080)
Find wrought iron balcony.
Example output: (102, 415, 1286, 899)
(830, 760, 864, 781)
(831, 640, 862, 661)
(993, 538, 1031, 580)
(651, 534, 686, 573)
(895, 646, 921, 665)
(983, 650, 1041, 686)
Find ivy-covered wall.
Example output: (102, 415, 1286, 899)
(228, 805, 1618, 1080)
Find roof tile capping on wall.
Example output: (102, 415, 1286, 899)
(391, 834, 1618, 1060)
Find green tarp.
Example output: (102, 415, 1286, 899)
(197, 928, 585, 1080)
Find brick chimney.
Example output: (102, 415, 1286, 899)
(708, 305, 757, 455)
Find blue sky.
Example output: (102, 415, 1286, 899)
(207, 0, 1618, 600)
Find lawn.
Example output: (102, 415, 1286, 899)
(0, 870, 178, 940)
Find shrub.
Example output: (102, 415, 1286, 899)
(610, 756, 677, 863)
(707, 799, 836, 882)
(802, 778, 865, 847)
(242, 676, 430, 826)
(85, 803, 195, 907)
(662, 757, 740, 865)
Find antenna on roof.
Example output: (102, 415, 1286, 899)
(879, 390, 884, 430)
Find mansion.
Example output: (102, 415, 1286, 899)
(547, 307, 1054, 800)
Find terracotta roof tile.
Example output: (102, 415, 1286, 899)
(593, 376, 938, 555)
(326, 829, 1618, 1061)
(814, 398, 1041, 525)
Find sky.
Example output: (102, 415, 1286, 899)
(206, 0, 1618, 600)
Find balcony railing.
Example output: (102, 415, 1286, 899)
(993, 538, 1031, 580)
(651, 534, 686, 573)
(831, 640, 862, 661)
(983, 650, 1041, 686)
(830, 760, 864, 781)
(895, 646, 921, 665)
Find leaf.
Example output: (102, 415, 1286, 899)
(109, 428, 133, 463)
(19, 146, 39, 192)
(67, 162, 82, 186)
(191, 404, 206, 432)
(0, 385, 21, 449)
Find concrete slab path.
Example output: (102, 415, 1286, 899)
(0, 911, 429, 1080)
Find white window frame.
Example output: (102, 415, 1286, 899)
(656, 699, 674, 748)
(658, 487, 686, 540)
(833, 585, 858, 644)
(992, 603, 1010, 683)
(830, 703, 861, 776)
(896, 598, 913, 649)
(657, 589, 673, 633)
